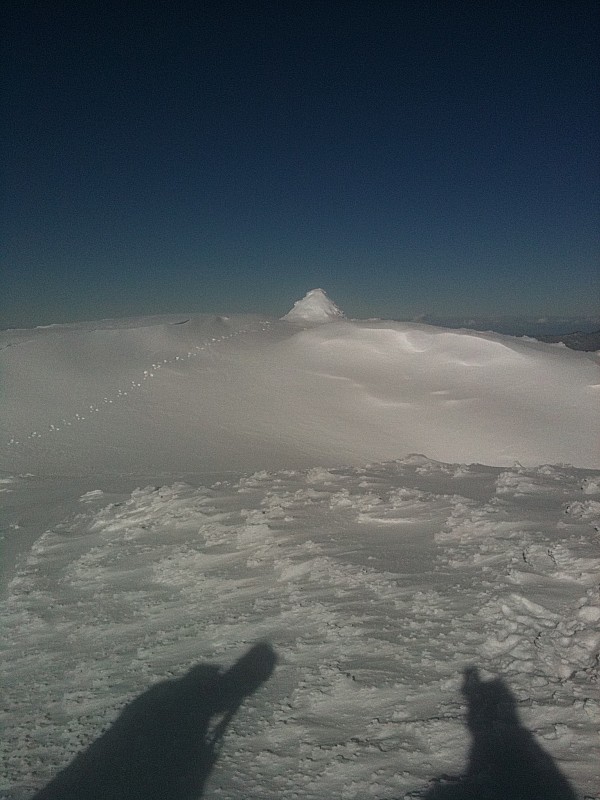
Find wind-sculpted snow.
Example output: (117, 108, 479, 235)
(1, 458, 599, 798)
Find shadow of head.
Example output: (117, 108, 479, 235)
(420, 667, 578, 800)
(33, 642, 277, 800)
(462, 666, 520, 731)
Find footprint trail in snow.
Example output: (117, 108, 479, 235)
(5, 321, 271, 448)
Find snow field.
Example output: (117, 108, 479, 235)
(1, 297, 599, 798)
(1, 458, 599, 798)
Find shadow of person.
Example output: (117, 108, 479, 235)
(418, 667, 578, 800)
(33, 642, 277, 800)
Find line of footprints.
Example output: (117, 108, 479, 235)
(7, 322, 271, 447)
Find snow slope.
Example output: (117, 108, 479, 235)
(1, 295, 599, 798)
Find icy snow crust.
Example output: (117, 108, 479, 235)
(1, 311, 599, 798)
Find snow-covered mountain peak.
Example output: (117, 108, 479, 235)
(281, 288, 345, 323)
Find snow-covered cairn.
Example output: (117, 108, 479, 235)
(281, 288, 345, 324)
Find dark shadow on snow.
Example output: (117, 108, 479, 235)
(409, 667, 578, 800)
(32, 642, 276, 800)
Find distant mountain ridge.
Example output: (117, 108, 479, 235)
(533, 330, 600, 352)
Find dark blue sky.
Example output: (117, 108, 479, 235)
(3, 1, 599, 328)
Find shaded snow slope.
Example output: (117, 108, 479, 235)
(1, 315, 598, 475)
(281, 288, 345, 323)
(1, 459, 599, 798)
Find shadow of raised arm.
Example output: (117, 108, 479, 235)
(33, 642, 277, 800)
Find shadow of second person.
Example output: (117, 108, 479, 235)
(421, 667, 578, 800)
(33, 642, 277, 800)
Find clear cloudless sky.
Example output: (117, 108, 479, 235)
(2, 0, 599, 328)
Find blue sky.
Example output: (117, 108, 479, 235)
(2, 1, 599, 330)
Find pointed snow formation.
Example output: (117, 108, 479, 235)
(281, 288, 345, 324)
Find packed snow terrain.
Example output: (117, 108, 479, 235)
(1, 291, 599, 799)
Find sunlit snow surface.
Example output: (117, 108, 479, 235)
(1, 312, 599, 798)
